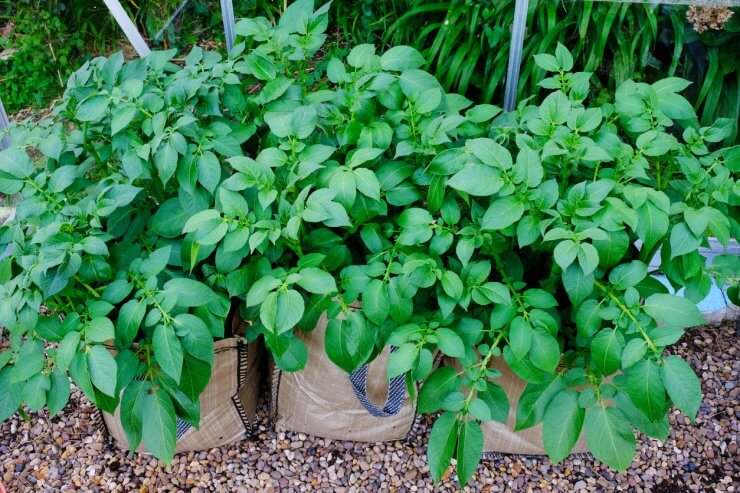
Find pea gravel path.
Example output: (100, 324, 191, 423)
(1, 322, 737, 492)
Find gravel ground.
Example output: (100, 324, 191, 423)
(1, 323, 737, 492)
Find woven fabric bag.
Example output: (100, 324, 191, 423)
(94, 336, 262, 454)
(270, 311, 420, 442)
(479, 357, 589, 458)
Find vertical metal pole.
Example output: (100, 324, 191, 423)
(1, 96, 12, 260)
(504, 0, 529, 112)
(220, 0, 236, 52)
(0, 97, 10, 151)
(103, 0, 151, 57)
(154, 0, 191, 42)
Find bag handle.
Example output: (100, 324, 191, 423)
(349, 347, 406, 418)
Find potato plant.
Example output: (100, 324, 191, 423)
(0, 0, 737, 485)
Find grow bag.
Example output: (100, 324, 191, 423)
(480, 357, 589, 458)
(94, 336, 262, 454)
(270, 311, 420, 442)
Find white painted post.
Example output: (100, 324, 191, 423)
(503, 0, 529, 112)
(0, 97, 10, 150)
(220, 0, 236, 52)
(102, 0, 151, 57)
(154, 0, 191, 42)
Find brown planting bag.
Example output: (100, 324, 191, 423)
(94, 336, 262, 454)
(480, 357, 589, 458)
(270, 311, 420, 442)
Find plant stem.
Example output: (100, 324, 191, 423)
(593, 279, 659, 354)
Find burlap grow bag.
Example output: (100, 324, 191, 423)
(95, 337, 262, 454)
(270, 312, 419, 442)
(481, 357, 588, 458)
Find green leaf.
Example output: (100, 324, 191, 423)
(155, 141, 178, 185)
(543, 390, 584, 463)
(515, 375, 565, 430)
(102, 279, 133, 304)
(562, 264, 594, 307)
(428, 412, 458, 483)
(594, 230, 629, 269)
(267, 332, 308, 372)
(120, 379, 150, 450)
(514, 146, 544, 188)
(363, 279, 390, 325)
(636, 202, 669, 253)
(534, 54, 559, 72)
(436, 327, 465, 358)
(297, 268, 337, 295)
(246, 276, 281, 307)
(163, 278, 217, 307)
(387, 343, 418, 379)
(399, 69, 441, 96)
(175, 314, 214, 364)
(23, 373, 50, 411)
(591, 328, 624, 376)
(643, 294, 705, 328)
(662, 355, 701, 422)
(624, 360, 666, 422)
(260, 289, 305, 334)
(56, 331, 81, 372)
(151, 199, 190, 238)
(153, 324, 183, 383)
(509, 316, 533, 360)
(380, 46, 425, 71)
(47, 369, 71, 416)
(578, 243, 600, 275)
(585, 406, 636, 470)
(76, 95, 109, 122)
(466, 138, 512, 169)
(481, 196, 525, 231)
(142, 389, 177, 464)
(621, 338, 647, 369)
(347, 44, 376, 68)
(0, 147, 33, 178)
(324, 312, 374, 373)
(609, 261, 648, 290)
(0, 368, 23, 421)
(614, 392, 669, 441)
(112, 104, 137, 135)
(85, 317, 114, 343)
(456, 420, 483, 486)
(669, 223, 701, 258)
(418, 366, 460, 413)
(116, 299, 146, 346)
(447, 164, 503, 196)
(87, 345, 118, 397)
(478, 381, 509, 423)
(179, 356, 211, 401)
(529, 328, 560, 373)
(553, 240, 579, 270)
(244, 52, 276, 80)
(348, 147, 384, 168)
(440, 271, 464, 301)
(353, 168, 381, 200)
(13, 339, 45, 382)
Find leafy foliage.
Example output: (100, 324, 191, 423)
(1, 1, 737, 485)
(380, 1, 739, 143)
(0, 5, 84, 111)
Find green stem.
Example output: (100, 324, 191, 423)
(462, 332, 505, 414)
(135, 278, 173, 324)
(593, 279, 658, 354)
(74, 276, 100, 298)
